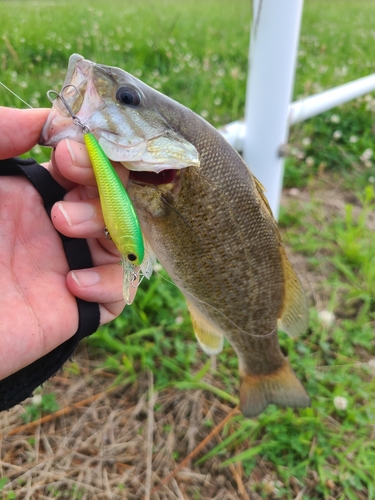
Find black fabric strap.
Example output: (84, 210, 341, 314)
(0, 157, 100, 411)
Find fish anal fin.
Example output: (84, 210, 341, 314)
(186, 301, 224, 355)
(239, 360, 310, 418)
(278, 247, 309, 337)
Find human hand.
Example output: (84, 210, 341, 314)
(0, 107, 129, 379)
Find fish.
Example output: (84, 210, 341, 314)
(40, 53, 310, 418)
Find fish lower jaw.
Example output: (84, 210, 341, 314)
(39, 114, 84, 147)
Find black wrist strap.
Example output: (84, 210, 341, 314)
(0, 157, 100, 410)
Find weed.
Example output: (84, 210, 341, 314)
(21, 392, 59, 423)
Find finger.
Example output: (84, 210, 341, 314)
(0, 107, 50, 159)
(67, 264, 136, 324)
(51, 198, 107, 240)
(48, 138, 130, 189)
(51, 197, 121, 263)
(49, 139, 92, 189)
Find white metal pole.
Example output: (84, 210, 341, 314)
(243, 0, 304, 219)
(289, 73, 375, 125)
(220, 73, 375, 148)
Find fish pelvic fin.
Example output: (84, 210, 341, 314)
(239, 360, 310, 418)
(186, 301, 224, 355)
(278, 246, 309, 337)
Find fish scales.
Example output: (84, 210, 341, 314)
(40, 54, 310, 418)
(128, 104, 284, 334)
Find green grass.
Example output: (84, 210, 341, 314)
(286, 0, 375, 189)
(0, 0, 250, 131)
(1, 0, 375, 498)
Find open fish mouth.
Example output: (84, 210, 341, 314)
(128, 169, 177, 185)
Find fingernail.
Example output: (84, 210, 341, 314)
(65, 139, 75, 164)
(65, 138, 90, 167)
(57, 201, 95, 226)
(71, 270, 100, 287)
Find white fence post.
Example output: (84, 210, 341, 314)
(242, 0, 304, 219)
(289, 74, 375, 125)
(218, 2, 375, 218)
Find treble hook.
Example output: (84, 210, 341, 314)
(130, 259, 153, 289)
(46, 84, 90, 133)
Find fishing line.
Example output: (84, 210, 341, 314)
(0, 81, 33, 108)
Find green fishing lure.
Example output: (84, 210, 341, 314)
(84, 132, 145, 302)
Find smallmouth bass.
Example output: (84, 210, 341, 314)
(40, 54, 310, 418)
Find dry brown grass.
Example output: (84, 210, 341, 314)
(0, 355, 250, 499)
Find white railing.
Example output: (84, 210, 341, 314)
(219, 0, 375, 219)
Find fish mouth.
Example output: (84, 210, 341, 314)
(129, 169, 177, 185)
(39, 55, 106, 146)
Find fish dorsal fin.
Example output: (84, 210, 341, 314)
(278, 247, 309, 337)
(251, 173, 274, 218)
(186, 301, 224, 355)
(254, 176, 267, 194)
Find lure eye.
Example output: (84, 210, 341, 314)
(127, 253, 137, 262)
(116, 87, 141, 106)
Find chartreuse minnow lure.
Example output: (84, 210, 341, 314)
(83, 132, 145, 303)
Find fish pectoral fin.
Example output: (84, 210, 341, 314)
(239, 360, 310, 418)
(186, 301, 224, 355)
(278, 247, 309, 337)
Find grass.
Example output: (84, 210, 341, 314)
(285, 0, 375, 190)
(1, 0, 375, 498)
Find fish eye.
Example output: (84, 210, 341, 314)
(116, 87, 141, 106)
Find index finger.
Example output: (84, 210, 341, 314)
(49, 138, 130, 190)
(0, 107, 50, 159)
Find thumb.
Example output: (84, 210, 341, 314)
(0, 107, 50, 159)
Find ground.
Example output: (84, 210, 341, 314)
(0, 177, 372, 500)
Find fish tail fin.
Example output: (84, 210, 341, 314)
(239, 360, 310, 418)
